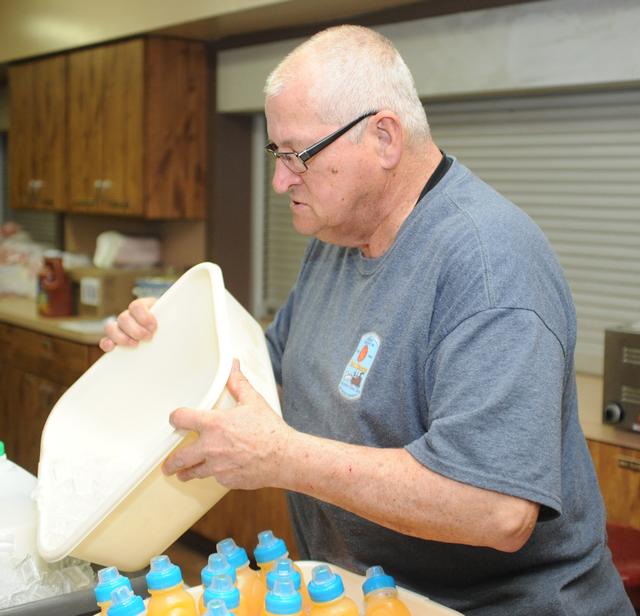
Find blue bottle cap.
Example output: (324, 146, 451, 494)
(107, 586, 145, 616)
(265, 578, 302, 615)
(203, 574, 240, 610)
(266, 558, 301, 591)
(254, 530, 287, 565)
(146, 555, 184, 590)
(307, 564, 344, 603)
(204, 598, 232, 616)
(216, 537, 250, 569)
(95, 566, 132, 603)
(202, 552, 237, 588)
(362, 565, 397, 595)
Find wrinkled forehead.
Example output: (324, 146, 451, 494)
(265, 82, 324, 146)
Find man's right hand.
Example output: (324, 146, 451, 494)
(99, 297, 158, 352)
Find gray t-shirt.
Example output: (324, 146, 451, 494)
(265, 159, 633, 615)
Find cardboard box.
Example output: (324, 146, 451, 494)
(67, 267, 163, 318)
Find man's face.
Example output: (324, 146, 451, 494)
(265, 85, 383, 248)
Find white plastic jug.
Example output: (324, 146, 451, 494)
(0, 442, 38, 560)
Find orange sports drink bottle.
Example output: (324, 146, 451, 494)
(307, 564, 358, 616)
(107, 586, 146, 616)
(94, 566, 132, 615)
(203, 598, 233, 615)
(216, 537, 263, 616)
(199, 553, 237, 615)
(362, 566, 411, 616)
(254, 530, 310, 609)
(264, 558, 312, 615)
(202, 574, 248, 615)
(146, 554, 198, 616)
(265, 578, 302, 616)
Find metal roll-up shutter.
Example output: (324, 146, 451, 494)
(426, 89, 640, 374)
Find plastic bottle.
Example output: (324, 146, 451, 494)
(217, 537, 263, 616)
(362, 566, 411, 616)
(264, 559, 311, 615)
(95, 566, 133, 615)
(199, 553, 237, 615)
(146, 554, 198, 616)
(204, 599, 233, 616)
(307, 565, 358, 616)
(0, 440, 39, 560)
(202, 574, 248, 616)
(254, 531, 310, 613)
(107, 586, 146, 616)
(265, 578, 302, 616)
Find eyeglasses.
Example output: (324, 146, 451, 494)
(265, 110, 378, 174)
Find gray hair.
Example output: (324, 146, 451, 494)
(264, 25, 430, 146)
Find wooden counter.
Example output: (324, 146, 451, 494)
(0, 295, 103, 345)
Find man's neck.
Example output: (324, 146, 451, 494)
(359, 140, 443, 258)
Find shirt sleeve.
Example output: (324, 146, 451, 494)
(264, 290, 296, 386)
(406, 307, 566, 517)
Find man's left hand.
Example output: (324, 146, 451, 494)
(162, 359, 293, 489)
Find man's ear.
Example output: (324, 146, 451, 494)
(373, 112, 404, 170)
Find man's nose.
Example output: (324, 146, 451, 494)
(272, 158, 302, 194)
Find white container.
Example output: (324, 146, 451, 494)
(36, 263, 281, 571)
(0, 444, 38, 560)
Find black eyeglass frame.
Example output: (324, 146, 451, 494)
(265, 110, 379, 174)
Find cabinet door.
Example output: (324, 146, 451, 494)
(145, 39, 207, 219)
(588, 439, 640, 530)
(68, 41, 144, 215)
(8, 63, 35, 210)
(100, 39, 144, 214)
(8, 57, 67, 211)
(5, 368, 65, 475)
(33, 56, 67, 210)
(68, 46, 104, 210)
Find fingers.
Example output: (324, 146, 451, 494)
(99, 297, 158, 352)
(99, 336, 115, 353)
(226, 359, 258, 404)
(128, 297, 157, 333)
(163, 407, 216, 475)
(169, 406, 210, 434)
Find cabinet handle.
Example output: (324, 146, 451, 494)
(28, 179, 43, 193)
(39, 381, 58, 409)
(40, 337, 53, 354)
(618, 456, 640, 472)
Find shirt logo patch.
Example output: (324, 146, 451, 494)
(338, 332, 381, 400)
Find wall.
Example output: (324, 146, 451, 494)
(217, 0, 640, 111)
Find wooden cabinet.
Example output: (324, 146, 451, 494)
(0, 322, 102, 475)
(8, 55, 67, 211)
(588, 439, 640, 530)
(67, 38, 207, 219)
(7, 37, 207, 219)
(192, 488, 298, 560)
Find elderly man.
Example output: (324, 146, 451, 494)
(101, 25, 633, 615)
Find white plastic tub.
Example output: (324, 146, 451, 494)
(36, 263, 281, 572)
